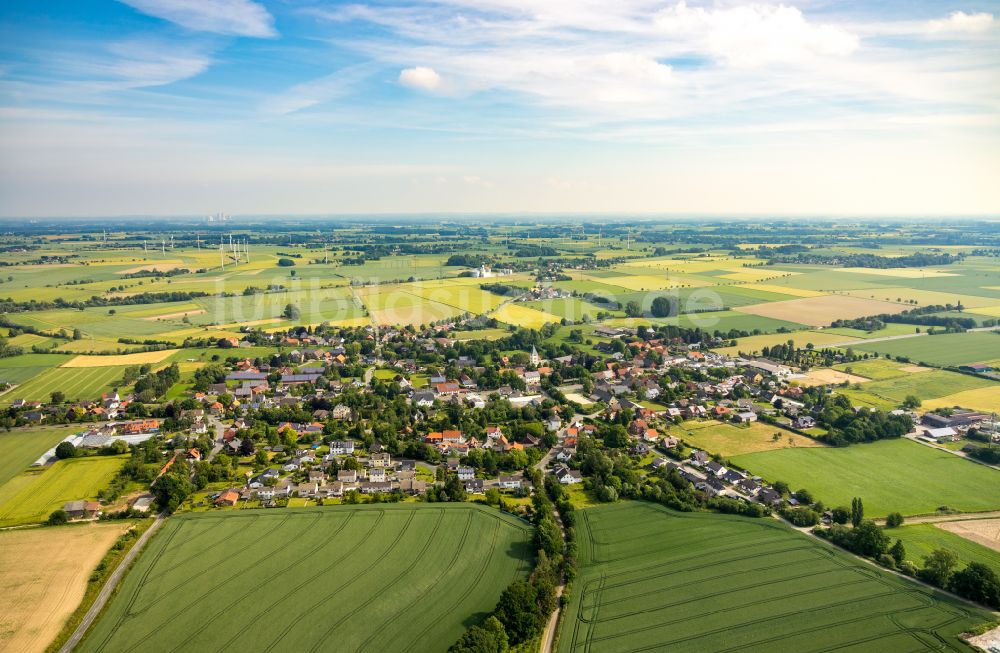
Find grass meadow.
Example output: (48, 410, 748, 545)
(79, 504, 532, 653)
(730, 439, 1000, 517)
(678, 420, 824, 457)
(0, 455, 127, 527)
(0, 424, 82, 487)
(888, 523, 1000, 578)
(852, 332, 1000, 367)
(559, 502, 991, 653)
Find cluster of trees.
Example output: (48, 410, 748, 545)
(790, 392, 913, 446)
(833, 305, 983, 332)
(133, 363, 181, 402)
(480, 282, 518, 296)
(445, 254, 492, 267)
(765, 251, 962, 269)
(0, 290, 211, 314)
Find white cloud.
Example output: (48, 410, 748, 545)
(654, 2, 858, 68)
(118, 0, 276, 37)
(927, 11, 994, 35)
(399, 66, 442, 90)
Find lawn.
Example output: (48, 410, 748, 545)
(678, 420, 823, 457)
(0, 522, 131, 653)
(559, 502, 991, 653)
(79, 504, 533, 653)
(852, 331, 1000, 367)
(0, 455, 127, 527)
(730, 439, 1000, 517)
(834, 358, 915, 380)
(888, 523, 1000, 578)
(0, 424, 82, 488)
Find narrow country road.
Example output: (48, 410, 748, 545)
(824, 323, 1000, 348)
(59, 512, 167, 653)
(874, 510, 1000, 526)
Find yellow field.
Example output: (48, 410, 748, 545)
(118, 262, 186, 274)
(62, 349, 178, 368)
(0, 522, 130, 653)
(594, 274, 710, 291)
(404, 284, 506, 313)
(714, 330, 861, 356)
(841, 287, 997, 309)
(491, 303, 561, 329)
(923, 386, 1000, 414)
(140, 309, 206, 321)
(719, 269, 800, 283)
(938, 519, 1000, 554)
(370, 301, 463, 326)
(793, 369, 870, 387)
(735, 296, 908, 327)
(835, 268, 959, 278)
(741, 283, 824, 298)
(968, 306, 1000, 317)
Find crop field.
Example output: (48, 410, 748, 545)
(730, 439, 1000, 517)
(937, 519, 1000, 554)
(852, 332, 1000, 367)
(793, 368, 870, 387)
(923, 385, 1000, 413)
(0, 366, 124, 404)
(559, 502, 990, 653)
(889, 523, 1000, 577)
(678, 420, 823, 456)
(734, 295, 909, 327)
(0, 522, 131, 653)
(0, 425, 82, 488)
(79, 504, 532, 653)
(713, 330, 859, 356)
(834, 358, 920, 380)
(833, 369, 994, 409)
(62, 350, 178, 368)
(0, 456, 127, 527)
(491, 303, 562, 329)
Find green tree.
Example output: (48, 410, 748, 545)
(851, 497, 864, 527)
(949, 562, 1000, 608)
(277, 258, 295, 267)
(534, 516, 563, 558)
(283, 303, 300, 320)
(889, 539, 906, 565)
(494, 580, 541, 644)
(850, 521, 890, 558)
(885, 512, 904, 528)
(650, 296, 674, 318)
(47, 509, 69, 525)
(831, 506, 850, 524)
(55, 441, 77, 459)
(919, 548, 958, 587)
(624, 301, 642, 317)
(602, 424, 629, 449)
(50, 390, 65, 404)
(902, 395, 921, 409)
(449, 616, 509, 653)
(485, 487, 501, 506)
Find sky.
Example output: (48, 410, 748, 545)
(0, 0, 998, 218)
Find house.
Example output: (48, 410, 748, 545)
(464, 478, 485, 494)
(497, 475, 522, 490)
(248, 468, 279, 488)
(690, 450, 709, 465)
(554, 466, 583, 485)
(704, 460, 727, 477)
(63, 500, 101, 519)
(337, 469, 358, 483)
(795, 416, 816, 429)
(456, 466, 476, 481)
(399, 478, 427, 495)
(367, 467, 387, 482)
(737, 479, 761, 496)
(758, 488, 782, 506)
(329, 440, 355, 455)
(697, 476, 726, 496)
(214, 489, 240, 507)
(925, 427, 958, 442)
(331, 404, 352, 420)
(369, 452, 392, 468)
(360, 481, 393, 495)
(722, 469, 745, 484)
(733, 411, 757, 423)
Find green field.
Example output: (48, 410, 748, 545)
(0, 455, 126, 526)
(834, 358, 914, 380)
(889, 523, 1000, 578)
(730, 439, 1000, 517)
(0, 365, 125, 404)
(852, 331, 1000, 367)
(833, 369, 995, 410)
(559, 502, 991, 653)
(80, 504, 532, 653)
(0, 425, 81, 488)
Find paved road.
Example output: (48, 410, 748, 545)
(903, 433, 1000, 471)
(59, 513, 167, 653)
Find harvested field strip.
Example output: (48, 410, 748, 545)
(62, 350, 177, 368)
(0, 456, 126, 527)
(79, 504, 531, 653)
(559, 502, 991, 653)
(0, 366, 124, 405)
(0, 425, 82, 487)
(734, 295, 908, 327)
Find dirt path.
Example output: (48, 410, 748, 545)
(59, 513, 166, 653)
(874, 510, 1000, 526)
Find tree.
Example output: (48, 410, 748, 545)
(851, 497, 864, 527)
(919, 549, 958, 587)
(949, 563, 1000, 608)
(889, 539, 906, 566)
(650, 296, 674, 318)
(850, 521, 890, 558)
(902, 395, 921, 409)
(254, 449, 268, 467)
(795, 488, 814, 505)
(283, 303, 300, 320)
(55, 441, 77, 459)
(624, 301, 642, 318)
(50, 390, 65, 404)
(152, 474, 193, 513)
(602, 424, 629, 449)
(494, 580, 541, 644)
(831, 506, 850, 524)
(72, 327, 82, 340)
(485, 487, 501, 506)
(444, 474, 467, 502)
(534, 516, 563, 558)
(449, 616, 509, 653)
(239, 438, 255, 456)
(277, 258, 295, 267)
(885, 512, 904, 528)
(47, 509, 69, 525)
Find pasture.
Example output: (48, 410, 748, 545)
(889, 523, 1000, 577)
(834, 358, 918, 381)
(0, 522, 131, 653)
(0, 424, 82, 488)
(923, 385, 1000, 413)
(730, 439, 1000, 517)
(559, 502, 990, 653)
(832, 369, 994, 409)
(0, 455, 126, 527)
(79, 504, 532, 653)
(678, 420, 823, 457)
(852, 331, 1000, 367)
(491, 303, 562, 329)
(712, 330, 859, 356)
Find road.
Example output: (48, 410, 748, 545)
(874, 510, 1000, 526)
(903, 432, 1000, 471)
(59, 512, 167, 653)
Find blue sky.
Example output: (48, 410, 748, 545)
(0, 0, 997, 217)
